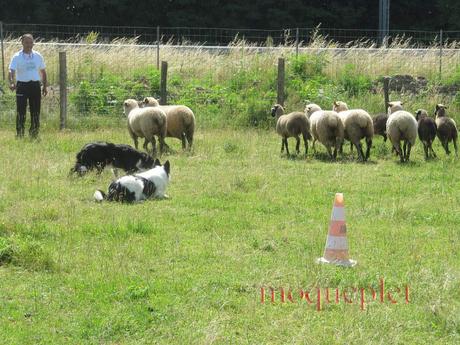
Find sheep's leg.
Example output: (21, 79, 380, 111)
(312, 139, 316, 153)
(430, 143, 437, 158)
(132, 137, 139, 150)
(181, 133, 187, 150)
(354, 141, 365, 161)
(445, 141, 450, 155)
(284, 138, 290, 156)
(280, 139, 285, 154)
(186, 133, 194, 150)
(383, 134, 387, 142)
(365, 138, 372, 161)
(302, 133, 309, 156)
(295, 136, 300, 154)
(422, 142, 429, 160)
(406, 142, 412, 162)
(143, 138, 150, 153)
(394, 142, 403, 162)
(403, 141, 408, 160)
(350, 141, 353, 152)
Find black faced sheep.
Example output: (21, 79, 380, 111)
(271, 104, 311, 156)
(415, 109, 437, 159)
(434, 104, 458, 156)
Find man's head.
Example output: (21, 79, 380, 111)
(21, 34, 34, 53)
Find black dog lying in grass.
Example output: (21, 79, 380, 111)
(70, 141, 155, 176)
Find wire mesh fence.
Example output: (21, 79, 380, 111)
(1, 23, 460, 129)
(2, 23, 460, 46)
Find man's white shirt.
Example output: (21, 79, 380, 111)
(9, 50, 46, 82)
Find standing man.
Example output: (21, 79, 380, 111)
(8, 34, 47, 139)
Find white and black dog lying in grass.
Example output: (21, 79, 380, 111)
(70, 141, 155, 176)
(94, 159, 170, 203)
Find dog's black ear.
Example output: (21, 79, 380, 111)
(154, 158, 161, 166)
(163, 160, 170, 175)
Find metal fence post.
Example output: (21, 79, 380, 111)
(295, 27, 299, 57)
(439, 29, 443, 80)
(0, 21, 5, 82)
(277, 58, 285, 106)
(59, 51, 67, 129)
(160, 61, 168, 105)
(156, 26, 160, 70)
(383, 76, 390, 113)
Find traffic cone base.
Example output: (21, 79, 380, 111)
(316, 193, 356, 267)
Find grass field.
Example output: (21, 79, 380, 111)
(0, 123, 459, 344)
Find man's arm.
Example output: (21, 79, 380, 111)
(8, 70, 15, 91)
(40, 69, 47, 96)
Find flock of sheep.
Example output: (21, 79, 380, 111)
(272, 101, 458, 162)
(120, 93, 457, 165)
(123, 97, 196, 155)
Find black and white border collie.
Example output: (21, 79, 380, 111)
(70, 141, 155, 176)
(94, 159, 170, 203)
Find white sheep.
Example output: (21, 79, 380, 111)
(434, 104, 458, 156)
(123, 99, 167, 155)
(305, 103, 344, 159)
(271, 104, 311, 156)
(304, 103, 322, 152)
(386, 101, 417, 162)
(387, 101, 404, 114)
(142, 97, 195, 150)
(333, 101, 374, 161)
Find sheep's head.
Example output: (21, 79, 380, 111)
(387, 101, 404, 114)
(271, 104, 284, 118)
(143, 97, 160, 107)
(415, 109, 429, 121)
(435, 104, 447, 117)
(333, 101, 348, 112)
(123, 99, 139, 115)
(304, 103, 322, 118)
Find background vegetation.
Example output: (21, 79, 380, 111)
(1, 0, 460, 31)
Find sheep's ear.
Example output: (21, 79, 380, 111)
(163, 160, 170, 175)
(154, 158, 161, 166)
(143, 97, 148, 103)
(388, 101, 394, 107)
(400, 101, 404, 106)
(435, 104, 440, 111)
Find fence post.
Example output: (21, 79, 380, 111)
(156, 26, 160, 70)
(0, 21, 5, 82)
(59, 51, 67, 130)
(439, 29, 443, 80)
(160, 61, 168, 105)
(277, 58, 285, 106)
(383, 76, 390, 113)
(295, 28, 299, 57)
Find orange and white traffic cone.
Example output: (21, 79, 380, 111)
(316, 193, 357, 267)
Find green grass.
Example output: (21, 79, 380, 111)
(0, 125, 459, 344)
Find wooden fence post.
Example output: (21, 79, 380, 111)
(156, 26, 160, 70)
(59, 51, 67, 130)
(277, 58, 285, 106)
(0, 21, 5, 82)
(383, 76, 390, 113)
(160, 61, 168, 105)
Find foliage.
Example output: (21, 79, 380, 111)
(290, 53, 329, 80)
(70, 67, 160, 115)
(338, 64, 373, 97)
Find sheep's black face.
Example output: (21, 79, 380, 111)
(141, 154, 155, 169)
(271, 106, 278, 117)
